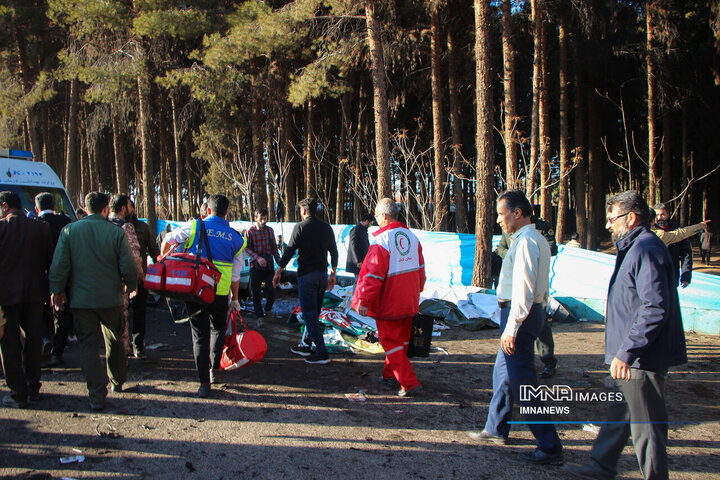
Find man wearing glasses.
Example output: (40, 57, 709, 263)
(566, 190, 686, 480)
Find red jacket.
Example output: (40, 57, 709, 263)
(351, 222, 426, 320)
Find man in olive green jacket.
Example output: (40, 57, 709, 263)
(49, 192, 138, 411)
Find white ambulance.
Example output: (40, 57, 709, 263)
(0, 149, 77, 220)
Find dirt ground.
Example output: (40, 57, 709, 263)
(1, 284, 718, 480)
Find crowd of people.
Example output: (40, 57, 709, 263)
(0, 186, 712, 480)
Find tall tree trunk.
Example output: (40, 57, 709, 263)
(65, 78, 81, 206)
(538, 5, 551, 222)
(251, 66, 268, 211)
(527, 0, 542, 200)
(304, 100, 316, 198)
(501, 0, 518, 190)
(472, 0, 494, 288)
(661, 106, 672, 204)
(14, 25, 42, 163)
(556, 16, 570, 244)
(158, 104, 170, 219)
(430, 1, 448, 231)
(447, 24, 468, 233)
(647, 1, 659, 205)
(573, 51, 587, 248)
(185, 134, 194, 219)
(336, 93, 350, 224)
(680, 105, 689, 225)
(365, 0, 392, 199)
(171, 93, 183, 220)
(138, 70, 157, 237)
(587, 90, 601, 251)
(354, 81, 366, 220)
(281, 103, 295, 221)
(112, 105, 129, 194)
(266, 137, 276, 221)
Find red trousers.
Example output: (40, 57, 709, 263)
(376, 317, 420, 390)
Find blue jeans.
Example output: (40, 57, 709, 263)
(297, 270, 328, 356)
(484, 303, 562, 454)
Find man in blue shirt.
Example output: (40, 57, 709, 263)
(162, 195, 246, 398)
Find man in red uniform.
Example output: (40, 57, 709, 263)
(351, 198, 426, 397)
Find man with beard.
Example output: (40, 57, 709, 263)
(565, 191, 686, 480)
(652, 203, 693, 288)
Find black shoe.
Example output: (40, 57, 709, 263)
(197, 383, 211, 398)
(540, 367, 557, 379)
(518, 449, 564, 465)
(378, 376, 398, 390)
(305, 353, 330, 365)
(290, 345, 313, 357)
(564, 462, 615, 480)
(28, 391, 42, 402)
(111, 383, 123, 393)
(89, 400, 105, 411)
(210, 369, 221, 384)
(397, 385, 422, 397)
(41, 355, 63, 368)
(467, 430, 508, 445)
(2, 394, 28, 409)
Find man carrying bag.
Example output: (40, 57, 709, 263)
(161, 195, 246, 398)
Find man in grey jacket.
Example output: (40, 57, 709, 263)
(566, 191, 686, 480)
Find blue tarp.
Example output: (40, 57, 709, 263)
(152, 219, 720, 334)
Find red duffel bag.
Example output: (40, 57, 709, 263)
(220, 311, 267, 371)
(145, 220, 221, 304)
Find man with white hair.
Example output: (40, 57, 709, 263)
(351, 198, 426, 397)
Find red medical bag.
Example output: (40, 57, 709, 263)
(144, 220, 221, 304)
(220, 311, 267, 371)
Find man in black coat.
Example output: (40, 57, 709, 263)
(129, 199, 160, 359)
(346, 214, 374, 279)
(35, 193, 73, 367)
(653, 202, 693, 288)
(0, 191, 53, 408)
(566, 191, 686, 480)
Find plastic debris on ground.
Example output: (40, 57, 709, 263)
(433, 321, 450, 331)
(345, 390, 367, 402)
(288, 284, 448, 360)
(59, 456, 84, 464)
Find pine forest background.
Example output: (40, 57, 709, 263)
(2, 0, 720, 287)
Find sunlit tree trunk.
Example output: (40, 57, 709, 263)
(573, 53, 587, 248)
(556, 16, 570, 243)
(538, 3, 551, 222)
(501, 0, 518, 190)
(661, 106, 672, 204)
(171, 94, 183, 220)
(336, 93, 350, 224)
(587, 91, 601, 251)
(65, 78, 81, 206)
(138, 68, 157, 236)
(365, 0, 392, 199)
(447, 25, 467, 233)
(647, 1, 659, 205)
(304, 100, 316, 199)
(252, 65, 268, 211)
(680, 106, 689, 225)
(112, 106, 128, 195)
(472, 0, 494, 288)
(430, 1, 448, 231)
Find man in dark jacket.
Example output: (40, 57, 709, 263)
(273, 198, 338, 365)
(653, 203, 693, 288)
(345, 214, 374, 279)
(566, 191, 687, 480)
(130, 199, 160, 359)
(0, 191, 53, 408)
(35, 193, 73, 367)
